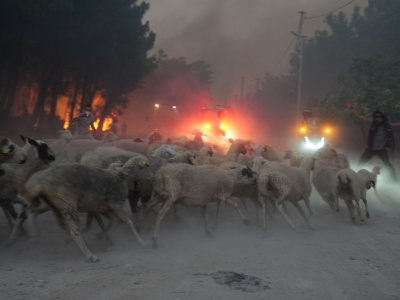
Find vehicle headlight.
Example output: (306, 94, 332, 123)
(304, 136, 325, 150)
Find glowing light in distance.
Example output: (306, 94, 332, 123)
(204, 124, 211, 129)
(172, 105, 177, 109)
(324, 127, 331, 134)
(154, 103, 160, 108)
(299, 127, 307, 133)
(304, 137, 325, 150)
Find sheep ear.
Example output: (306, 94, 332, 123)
(241, 167, 254, 177)
(27, 137, 39, 147)
(20, 135, 27, 143)
(372, 166, 381, 175)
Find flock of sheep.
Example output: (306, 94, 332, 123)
(0, 130, 381, 262)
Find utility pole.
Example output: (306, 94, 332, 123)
(292, 11, 306, 125)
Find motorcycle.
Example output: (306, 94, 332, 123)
(298, 117, 333, 151)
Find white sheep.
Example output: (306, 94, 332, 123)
(311, 146, 351, 211)
(0, 136, 55, 229)
(61, 131, 118, 163)
(80, 146, 144, 169)
(140, 163, 256, 248)
(110, 139, 148, 155)
(333, 166, 380, 222)
(204, 139, 252, 166)
(8, 156, 152, 262)
(218, 161, 258, 221)
(0, 137, 27, 165)
(150, 144, 187, 158)
(257, 152, 315, 235)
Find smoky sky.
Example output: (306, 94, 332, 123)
(144, 0, 368, 101)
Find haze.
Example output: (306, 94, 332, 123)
(145, 0, 368, 101)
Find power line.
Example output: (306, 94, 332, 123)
(270, 36, 296, 75)
(306, 0, 355, 19)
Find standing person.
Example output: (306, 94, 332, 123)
(121, 121, 128, 138)
(213, 110, 226, 137)
(347, 101, 400, 182)
(109, 118, 119, 135)
(71, 103, 97, 140)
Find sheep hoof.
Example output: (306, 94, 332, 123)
(88, 255, 100, 263)
(335, 209, 339, 213)
(205, 230, 213, 238)
(366, 212, 370, 219)
(243, 218, 250, 225)
(151, 237, 158, 249)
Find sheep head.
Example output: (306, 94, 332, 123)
(1, 138, 27, 164)
(238, 166, 257, 185)
(20, 135, 55, 162)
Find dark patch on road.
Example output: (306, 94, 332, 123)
(193, 271, 271, 292)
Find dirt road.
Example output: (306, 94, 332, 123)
(1, 178, 400, 300)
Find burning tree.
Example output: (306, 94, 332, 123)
(0, 0, 155, 136)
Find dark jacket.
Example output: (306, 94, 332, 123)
(367, 109, 395, 149)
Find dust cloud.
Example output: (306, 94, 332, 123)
(145, 0, 368, 99)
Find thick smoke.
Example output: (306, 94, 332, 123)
(145, 0, 366, 99)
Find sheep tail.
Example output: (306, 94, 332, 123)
(338, 172, 351, 186)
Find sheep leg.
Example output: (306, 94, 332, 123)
(361, 197, 370, 219)
(303, 197, 313, 220)
(1, 203, 16, 229)
(215, 200, 221, 227)
(90, 214, 114, 246)
(291, 201, 313, 229)
(82, 214, 94, 233)
(152, 200, 174, 249)
(139, 194, 161, 223)
(226, 196, 250, 225)
(354, 199, 365, 222)
(241, 198, 250, 213)
(253, 198, 260, 225)
(173, 203, 180, 223)
(344, 200, 356, 223)
(5, 206, 28, 246)
(275, 199, 295, 229)
(201, 206, 212, 237)
(332, 191, 340, 212)
(261, 201, 268, 237)
(111, 205, 147, 247)
(62, 211, 99, 263)
(26, 205, 51, 241)
(82, 213, 111, 234)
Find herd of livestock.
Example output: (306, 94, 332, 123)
(0, 129, 381, 262)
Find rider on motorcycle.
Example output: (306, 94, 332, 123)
(213, 111, 226, 137)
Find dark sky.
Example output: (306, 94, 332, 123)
(144, 0, 368, 101)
